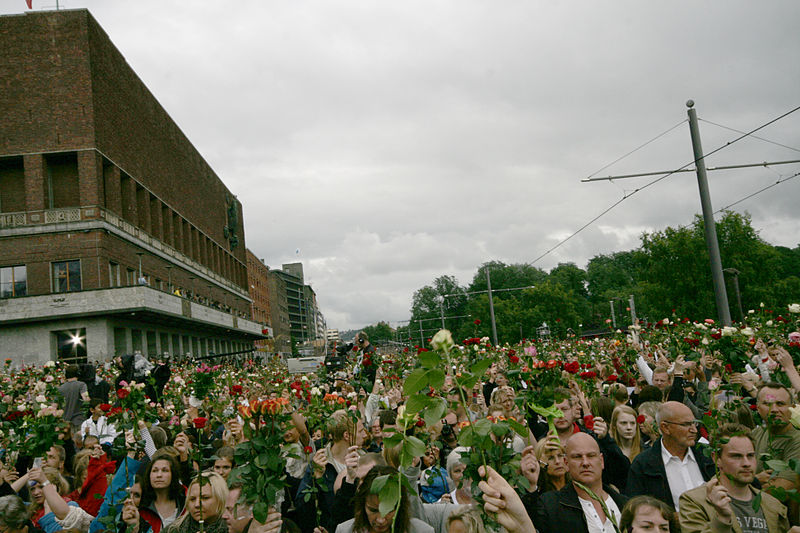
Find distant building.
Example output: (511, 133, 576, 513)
(270, 263, 325, 353)
(0, 9, 264, 365)
(326, 329, 341, 343)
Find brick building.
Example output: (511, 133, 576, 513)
(0, 9, 264, 365)
(246, 249, 274, 351)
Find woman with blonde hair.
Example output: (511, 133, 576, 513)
(162, 473, 228, 533)
(534, 436, 568, 493)
(25, 467, 93, 533)
(610, 405, 643, 462)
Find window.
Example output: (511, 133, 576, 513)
(0, 265, 27, 298)
(52, 260, 81, 293)
(109, 262, 121, 287)
(127, 268, 136, 286)
(55, 328, 87, 364)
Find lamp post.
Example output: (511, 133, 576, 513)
(723, 268, 744, 323)
(135, 252, 144, 281)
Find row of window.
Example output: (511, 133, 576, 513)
(1, 261, 82, 298)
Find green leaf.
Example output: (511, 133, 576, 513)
(491, 423, 510, 437)
(507, 417, 529, 438)
(419, 350, 441, 370)
(378, 477, 400, 517)
(370, 474, 390, 495)
(458, 426, 475, 447)
(404, 436, 427, 458)
(427, 369, 445, 390)
(253, 502, 268, 524)
(405, 394, 431, 416)
(423, 398, 447, 428)
(766, 459, 790, 472)
(473, 418, 493, 437)
(403, 368, 429, 395)
(383, 431, 404, 449)
(752, 491, 762, 512)
(470, 358, 492, 378)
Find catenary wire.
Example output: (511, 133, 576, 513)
(699, 118, 800, 154)
(527, 103, 800, 266)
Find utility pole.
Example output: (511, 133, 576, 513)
(609, 300, 617, 328)
(486, 268, 498, 346)
(723, 268, 744, 323)
(687, 100, 732, 326)
(628, 294, 637, 325)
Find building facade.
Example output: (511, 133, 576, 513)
(0, 9, 264, 365)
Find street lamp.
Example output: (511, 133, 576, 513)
(537, 322, 550, 338)
(723, 268, 744, 323)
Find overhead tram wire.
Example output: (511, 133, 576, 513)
(584, 119, 688, 180)
(699, 118, 800, 154)
(714, 170, 800, 213)
(527, 103, 800, 267)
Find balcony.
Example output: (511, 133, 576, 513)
(0, 206, 248, 299)
(0, 285, 265, 338)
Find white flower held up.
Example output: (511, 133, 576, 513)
(430, 329, 455, 352)
(789, 303, 800, 314)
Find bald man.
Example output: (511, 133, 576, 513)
(626, 401, 715, 510)
(534, 433, 628, 533)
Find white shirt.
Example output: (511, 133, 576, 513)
(661, 442, 705, 510)
(79, 416, 117, 445)
(578, 494, 621, 533)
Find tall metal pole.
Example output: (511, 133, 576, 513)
(419, 320, 424, 347)
(724, 268, 744, 323)
(486, 268, 498, 346)
(686, 100, 732, 326)
(609, 300, 617, 328)
(628, 294, 637, 325)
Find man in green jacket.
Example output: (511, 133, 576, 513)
(679, 423, 790, 533)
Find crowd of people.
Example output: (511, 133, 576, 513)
(1, 307, 800, 533)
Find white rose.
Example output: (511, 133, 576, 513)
(480, 337, 490, 344)
(43, 361, 55, 368)
(696, 323, 708, 330)
(767, 320, 774, 327)
(310, 387, 321, 396)
(789, 303, 800, 314)
(741, 327, 755, 337)
(430, 329, 455, 352)
(760, 302, 765, 308)
(300, 376, 309, 382)
(35, 395, 47, 404)
(662, 318, 670, 325)
(702, 337, 710, 345)
(748, 310, 755, 315)
(722, 326, 737, 336)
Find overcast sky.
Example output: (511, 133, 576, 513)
(5, 1, 800, 330)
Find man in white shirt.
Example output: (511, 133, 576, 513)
(627, 401, 715, 510)
(79, 399, 117, 446)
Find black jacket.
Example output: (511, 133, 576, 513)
(625, 438, 715, 508)
(534, 482, 628, 533)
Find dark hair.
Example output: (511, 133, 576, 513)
(377, 410, 397, 430)
(352, 466, 410, 533)
(139, 449, 184, 509)
(65, 364, 80, 379)
(619, 495, 680, 533)
(636, 385, 663, 405)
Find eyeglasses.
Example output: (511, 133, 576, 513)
(662, 420, 701, 428)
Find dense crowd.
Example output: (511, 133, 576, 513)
(2, 305, 800, 533)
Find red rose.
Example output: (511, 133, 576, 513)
(564, 361, 580, 374)
(584, 415, 595, 430)
(193, 417, 208, 429)
(304, 446, 314, 454)
(230, 385, 243, 395)
(474, 319, 481, 325)
(108, 407, 123, 417)
(636, 415, 645, 424)
(607, 375, 618, 383)
(416, 419, 425, 427)
(579, 371, 597, 380)
(509, 355, 520, 364)
(99, 403, 112, 413)
(116, 388, 130, 399)
(546, 359, 559, 369)
(725, 364, 733, 373)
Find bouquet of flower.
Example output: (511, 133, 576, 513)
(230, 398, 291, 523)
(21, 403, 69, 461)
(191, 363, 222, 405)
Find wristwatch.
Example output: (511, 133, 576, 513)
(40, 480, 51, 488)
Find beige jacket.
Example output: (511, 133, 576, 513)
(679, 483, 789, 533)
